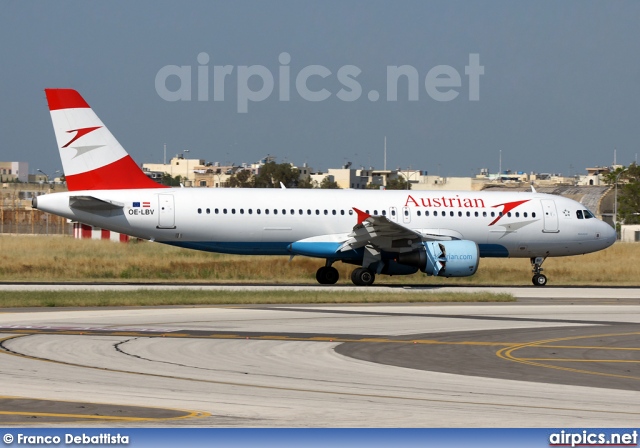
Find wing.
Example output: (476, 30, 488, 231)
(337, 208, 458, 254)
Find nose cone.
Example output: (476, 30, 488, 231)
(599, 221, 617, 249)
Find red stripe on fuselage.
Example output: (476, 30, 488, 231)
(65, 155, 169, 191)
(45, 89, 90, 110)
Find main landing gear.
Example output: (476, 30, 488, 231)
(316, 263, 339, 285)
(531, 256, 547, 286)
(351, 267, 375, 286)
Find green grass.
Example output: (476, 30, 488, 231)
(0, 290, 514, 308)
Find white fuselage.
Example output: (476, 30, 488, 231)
(35, 188, 616, 259)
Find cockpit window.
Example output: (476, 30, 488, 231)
(576, 210, 584, 219)
(583, 209, 594, 219)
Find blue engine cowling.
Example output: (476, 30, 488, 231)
(396, 240, 479, 277)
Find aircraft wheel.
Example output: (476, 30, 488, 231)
(351, 268, 375, 286)
(316, 267, 328, 284)
(316, 266, 339, 284)
(532, 274, 547, 286)
(324, 266, 339, 284)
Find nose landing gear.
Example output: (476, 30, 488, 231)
(531, 256, 547, 286)
(316, 265, 339, 284)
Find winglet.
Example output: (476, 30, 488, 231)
(353, 207, 371, 224)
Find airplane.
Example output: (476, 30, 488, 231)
(33, 89, 617, 287)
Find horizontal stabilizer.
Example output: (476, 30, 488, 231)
(69, 196, 124, 211)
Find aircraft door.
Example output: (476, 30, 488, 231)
(402, 206, 411, 224)
(157, 194, 176, 229)
(541, 199, 559, 233)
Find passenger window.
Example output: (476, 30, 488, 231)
(324, 210, 328, 215)
(240, 209, 244, 214)
(332, 210, 336, 215)
(299, 209, 303, 215)
(215, 208, 219, 214)
(466, 211, 470, 217)
(206, 208, 210, 214)
(223, 208, 228, 214)
(515, 212, 519, 218)
(490, 212, 495, 217)
(307, 209, 311, 215)
(474, 211, 478, 217)
(265, 209, 269, 215)
(458, 211, 462, 217)
(281, 209, 286, 215)
(417, 211, 421, 217)
(257, 209, 261, 214)
(290, 209, 295, 215)
(450, 211, 454, 217)
(507, 212, 511, 217)
(248, 209, 253, 214)
(532, 212, 536, 218)
(341, 210, 345, 215)
(391, 210, 396, 216)
(316, 210, 320, 215)
(425, 211, 430, 217)
(404, 210, 409, 216)
(381, 210, 386, 216)
(232, 209, 236, 214)
(483, 211, 487, 217)
(434, 211, 438, 216)
(349, 210, 353, 215)
(198, 208, 202, 214)
(576, 210, 584, 219)
(524, 212, 527, 218)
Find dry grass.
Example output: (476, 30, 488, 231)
(1, 235, 638, 286)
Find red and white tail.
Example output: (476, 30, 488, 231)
(45, 89, 166, 191)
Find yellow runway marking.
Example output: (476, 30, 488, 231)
(520, 358, 640, 363)
(496, 331, 640, 381)
(0, 410, 207, 422)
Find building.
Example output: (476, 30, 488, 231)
(621, 225, 640, 243)
(143, 155, 205, 184)
(0, 161, 29, 183)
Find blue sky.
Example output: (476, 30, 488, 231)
(1, 1, 639, 177)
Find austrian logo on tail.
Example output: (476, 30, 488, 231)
(62, 126, 102, 148)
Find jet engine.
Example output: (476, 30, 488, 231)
(396, 240, 479, 277)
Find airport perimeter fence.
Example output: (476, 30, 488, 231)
(0, 206, 71, 236)
(1, 184, 72, 236)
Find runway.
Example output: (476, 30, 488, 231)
(1, 286, 640, 426)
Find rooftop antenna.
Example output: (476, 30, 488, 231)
(163, 143, 166, 165)
(499, 150, 502, 175)
(384, 136, 387, 171)
(614, 148, 617, 166)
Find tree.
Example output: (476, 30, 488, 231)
(296, 177, 314, 189)
(616, 163, 640, 225)
(385, 177, 411, 190)
(161, 173, 182, 186)
(228, 169, 254, 188)
(254, 162, 301, 188)
(319, 176, 340, 189)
